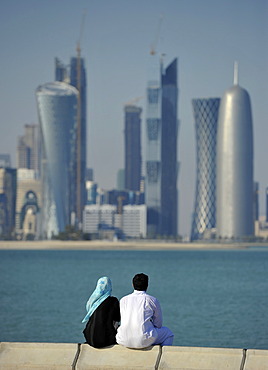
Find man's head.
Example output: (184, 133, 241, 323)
(133, 273, 149, 291)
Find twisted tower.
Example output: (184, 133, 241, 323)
(191, 98, 220, 241)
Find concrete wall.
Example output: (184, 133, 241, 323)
(0, 342, 268, 369)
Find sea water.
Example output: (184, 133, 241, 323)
(0, 248, 268, 349)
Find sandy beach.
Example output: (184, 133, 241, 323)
(0, 240, 267, 250)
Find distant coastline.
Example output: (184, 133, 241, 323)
(0, 240, 268, 251)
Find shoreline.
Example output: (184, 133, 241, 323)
(0, 240, 268, 250)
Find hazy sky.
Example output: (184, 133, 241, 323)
(1, 0, 267, 237)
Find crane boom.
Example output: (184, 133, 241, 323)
(150, 15, 164, 55)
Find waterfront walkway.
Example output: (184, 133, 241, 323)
(0, 239, 266, 250)
(0, 342, 268, 369)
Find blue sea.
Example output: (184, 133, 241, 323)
(0, 247, 268, 349)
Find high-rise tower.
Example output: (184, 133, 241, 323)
(124, 105, 142, 192)
(55, 58, 68, 82)
(161, 59, 179, 236)
(216, 66, 254, 239)
(36, 82, 78, 238)
(145, 57, 179, 237)
(0, 168, 17, 239)
(266, 187, 268, 222)
(70, 56, 87, 223)
(17, 124, 40, 176)
(55, 54, 87, 226)
(145, 56, 162, 237)
(191, 98, 220, 241)
(0, 154, 11, 168)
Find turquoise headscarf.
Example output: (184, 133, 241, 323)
(82, 276, 112, 323)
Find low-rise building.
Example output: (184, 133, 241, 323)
(83, 204, 147, 239)
(15, 169, 41, 240)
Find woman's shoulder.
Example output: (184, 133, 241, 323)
(105, 296, 119, 306)
(95, 296, 119, 312)
(108, 296, 119, 302)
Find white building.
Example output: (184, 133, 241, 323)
(83, 204, 147, 238)
(83, 205, 116, 234)
(123, 205, 147, 238)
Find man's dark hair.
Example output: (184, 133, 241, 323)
(133, 273, 149, 291)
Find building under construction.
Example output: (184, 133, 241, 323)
(55, 51, 87, 227)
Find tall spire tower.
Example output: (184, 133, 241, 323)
(216, 64, 254, 239)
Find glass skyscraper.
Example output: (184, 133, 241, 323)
(0, 168, 17, 239)
(70, 56, 87, 201)
(55, 55, 87, 224)
(161, 59, 179, 236)
(190, 98, 220, 241)
(124, 105, 142, 192)
(17, 123, 40, 176)
(145, 57, 179, 237)
(36, 82, 78, 238)
(145, 56, 162, 237)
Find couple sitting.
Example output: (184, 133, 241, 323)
(82, 273, 174, 349)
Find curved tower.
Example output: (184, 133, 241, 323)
(36, 82, 78, 238)
(191, 98, 220, 241)
(216, 74, 254, 239)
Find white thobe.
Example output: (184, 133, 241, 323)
(116, 290, 163, 348)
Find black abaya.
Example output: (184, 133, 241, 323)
(83, 296, 120, 348)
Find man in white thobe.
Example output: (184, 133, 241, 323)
(116, 273, 174, 348)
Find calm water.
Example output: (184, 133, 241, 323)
(0, 248, 268, 349)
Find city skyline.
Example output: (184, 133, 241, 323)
(0, 0, 267, 237)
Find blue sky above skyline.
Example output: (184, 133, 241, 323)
(0, 0, 267, 236)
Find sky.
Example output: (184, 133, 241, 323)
(0, 0, 267, 237)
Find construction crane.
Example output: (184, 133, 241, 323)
(150, 15, 164, 55)
(124, 96, 144, 107)
(76, 10, 86, 59)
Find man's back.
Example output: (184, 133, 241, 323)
(116, 290, 162, 348)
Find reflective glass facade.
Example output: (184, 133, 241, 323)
(145, 57, 162, 237)
(145, 57, 179, 237)
(70, 57, 87, 217)
(0, 168, 17, 238)
(36, 82, 78, 238)
(161, 59, 179, 236)
(124, 105, 142, 192)
(190, 98, 220, 241)
(55, 56, 87, 223)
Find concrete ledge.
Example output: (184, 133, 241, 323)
(244, 349, 268, 370)
(158, 346, 244, 369)
(76, 344, 161, 369)
(0, 342, 78, 369)
(1, 342, 268, 369)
